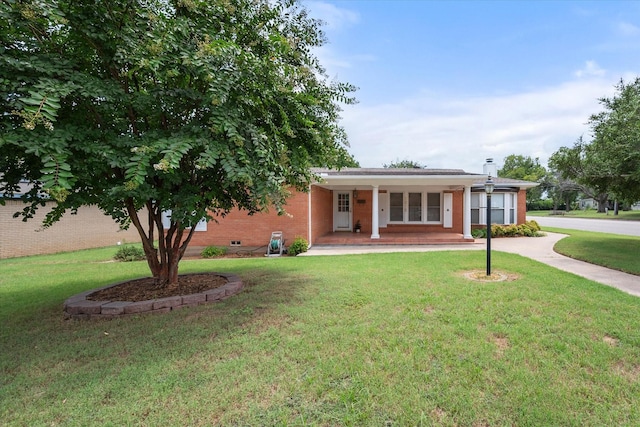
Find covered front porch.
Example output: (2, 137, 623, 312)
(310, 168, 485, 245)
(313, 231, 475, 246)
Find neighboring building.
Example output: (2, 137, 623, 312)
(0, 200, 145, 259)
(1, 180, 147, 259)
(188, 159, 538, 249)
(578, 198, 598, 210)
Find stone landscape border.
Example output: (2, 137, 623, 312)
(63, 273, 243, 320)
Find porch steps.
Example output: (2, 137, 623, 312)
(314, 232, 474, 246)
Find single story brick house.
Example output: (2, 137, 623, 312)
(186, 159, 538, 249)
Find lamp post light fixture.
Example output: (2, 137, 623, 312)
(484, 177, 495, 276)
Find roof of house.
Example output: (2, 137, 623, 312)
(311, 168, 538, 190)
(312, 167, 481, 177)
(472, 176, 539, 190)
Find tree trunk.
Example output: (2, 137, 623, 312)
(596, 193, 608, 213)
(125, 200, 198, 288)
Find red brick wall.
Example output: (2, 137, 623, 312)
(517, 189, 528, 224)
(310, 186, 332, 242)
(353, 190, 372, 233)
(189, 190, 311, 248)
(450, 190, 463, 233)
(186, 186, 530, 249)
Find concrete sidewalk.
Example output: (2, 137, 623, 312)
(303, 232, 640, 298)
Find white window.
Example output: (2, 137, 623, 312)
(509, 193, 516, 223)
(408, 192, 422, 221)
(389, 191, 441, 224)
(491, 193, 505, 224)
(471, 193, 480, 224)
(390, 193, 404, 222)
(427, 193, 441, 222)
(161, 210, 208, 231)
(471, 192, 517, 225)
(337, 193, 350, 213)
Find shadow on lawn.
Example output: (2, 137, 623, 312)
(1, 266, 316, 395)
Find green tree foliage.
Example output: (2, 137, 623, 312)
(383, 158, 426, 168)
(548, 139, 609, 212)
(545, 171, 581, 211)
(0, 0, 356, 286)
(587, 78, 640, 202)
(550, 79, 640, 212)
(498, 155, 547, 206)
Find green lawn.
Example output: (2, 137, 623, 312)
(2, 247, 640, 426)
(528, 209, 640, 220)
(543, 227, 640, 275)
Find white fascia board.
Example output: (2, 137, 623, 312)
(314, 174, 484, 188)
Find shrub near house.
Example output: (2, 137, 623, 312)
(472, 220, 542, 238)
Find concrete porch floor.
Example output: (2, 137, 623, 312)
(314, 231, 474, 246)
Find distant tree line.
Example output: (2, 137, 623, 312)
(500, 78, 640, 214)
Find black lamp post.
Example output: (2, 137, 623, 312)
(485, 177, 495, 276)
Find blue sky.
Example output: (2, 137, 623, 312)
(304, 0, 640, 173)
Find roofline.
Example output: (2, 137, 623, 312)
(311, 168, 538, 189)
(312, 167, 482, 177)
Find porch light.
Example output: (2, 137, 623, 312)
(353, 188, 358, 199)
(485, 177, 494, 276)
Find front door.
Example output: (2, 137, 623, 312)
(378, 192, 388, 228)
(443, 193, 453, 228)
(334, 191, 352, 231)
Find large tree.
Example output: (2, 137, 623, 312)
(549, 79, 640, 213)
(587, 78, 640, 202)
(0, 0, 356, 286)
(498, 154, 547, 207)
(548, 139, 610, 212)
(544, 170, 581, 212)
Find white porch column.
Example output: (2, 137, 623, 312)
(371, 185, 380, 239)
(463, 185, 472, 239)
(307, 184, 313, 247)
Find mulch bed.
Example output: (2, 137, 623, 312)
(87, 273, 228, 302)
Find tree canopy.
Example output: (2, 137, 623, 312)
(587, 78, 640, 202)
(549, 78, 640, 211)
(548, 138, 609, 212)
(0, 0, 356, 285)
(498, 154, 547, 206)
(383, 158, 427, 169)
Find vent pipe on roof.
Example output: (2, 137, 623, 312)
(483, 158, 498, 177)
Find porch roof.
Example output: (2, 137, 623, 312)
(472, 176, 540, 190)
(311, 167, 485, 188)
(311, 168, 539, 191)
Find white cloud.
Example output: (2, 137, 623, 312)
(617, 21, 640, 36)
(305, 2, 370, 77)
(304, 1, 359, 31)
(339, 77, 618, 173)
(574, 60, 606, 78)
(315, 45, 353, 70)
